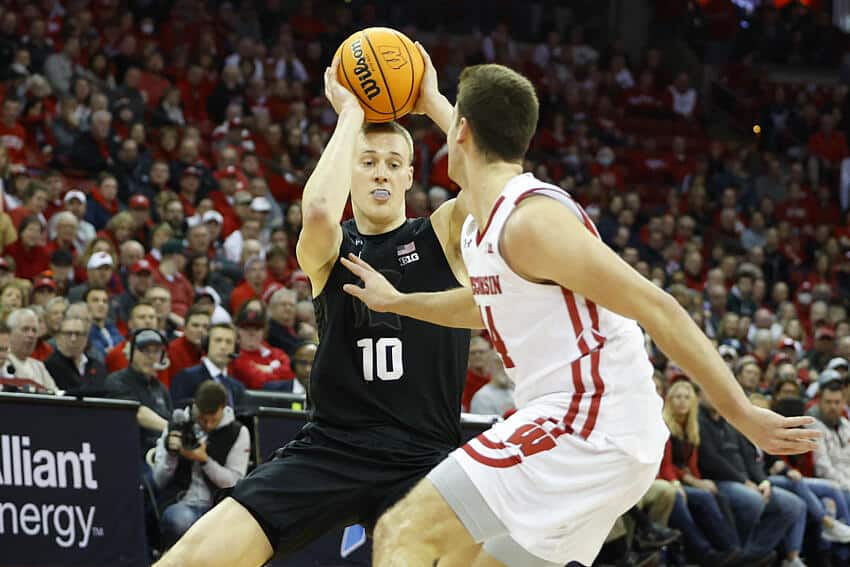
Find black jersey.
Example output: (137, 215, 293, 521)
(310, 217, 469, 449)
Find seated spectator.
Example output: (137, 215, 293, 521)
(266, 287, 298, 356)
(230, 255, 274, 315)
(153, 239, 194, 318)
(85, 287, 123, 362)
(45, 314, 107, 394)
(58, 190, 97, 256)
(659, 380, 741, 565)
(4, 215, 50, 280)
(29, 304, 54, 362)
(115, 259, 154, 328)
(170, 322, 245, 407)
(812, 370, 850, 501)
(749, 392, 850, 550)
(165, 307, 210, 387)
(4, 308, 56, 392)
(68, 250, 115, 303)
(152, 380, 249, 549)
(9, 180, 48, 229)
(144, 285, 181, 340)
(462, 335, 492, 412)
(105, 301, 159, 374)
(105, 328, 172, 457)
(230, 307, 293, 389)
(288, 339, 317, 397)
(469, 350, 514, 416)
(698, 387, 806, 566)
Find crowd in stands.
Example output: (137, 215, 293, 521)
(1, 0, 850, 564)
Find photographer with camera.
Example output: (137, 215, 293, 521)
(152, 380, 249, 549)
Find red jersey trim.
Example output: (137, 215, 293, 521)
(476, 196, 506, 245)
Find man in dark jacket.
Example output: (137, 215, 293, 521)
(698, 391, 806, 566)
(45, 315, 107, 394)
(106, 328, 172, 457)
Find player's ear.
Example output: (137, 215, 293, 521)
(405, 164, 413, 191)
(456, 117, 470, 145)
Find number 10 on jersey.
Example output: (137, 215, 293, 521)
(356, 338, 404, 381)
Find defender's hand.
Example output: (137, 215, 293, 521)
(410, 42, 441, 117)
(340, 253, 401, 312)
(325, 57, 364, 117)
(734, 405, 820, 455)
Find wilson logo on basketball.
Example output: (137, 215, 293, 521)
(379, 46, 407, 70)
(350, 39, 381, 100)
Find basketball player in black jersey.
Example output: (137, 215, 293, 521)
(154, 48, 476, 567)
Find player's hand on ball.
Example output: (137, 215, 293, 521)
(410, 41, 440, 117)
(735, 405, 820, 455)
(324, 57, 363, 116)
(341, 253, 400, 312)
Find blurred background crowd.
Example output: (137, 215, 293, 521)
(4, 0, 850, 565)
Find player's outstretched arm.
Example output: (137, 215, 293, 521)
(296, 58, 364, 279)
(501, 197, 819, 455)
(410, 42, 453, 135)
(340, 254, 484, 329)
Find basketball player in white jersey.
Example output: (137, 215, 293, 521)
(342, 61, 821, 567)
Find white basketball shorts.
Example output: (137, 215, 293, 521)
(428, 396, 663, 566)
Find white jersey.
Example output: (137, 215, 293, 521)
(460, 173, 666, 462)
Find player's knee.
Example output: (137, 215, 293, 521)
(155, 525, 207, 567)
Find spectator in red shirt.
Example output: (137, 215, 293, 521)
(9, 181, 48, 229)
(153, 239, 194, 318)
(105, 301, 159, 374)
(462, 335, 492, 412)
(808, 114, 848, 167)
(4, 215, 50, 280)
(165, 307, 210, 387)
(0, 98, 27, 170)
(230, 255, 273, 314)
(230, 307, 294, 389)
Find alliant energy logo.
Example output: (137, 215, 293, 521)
(0, 434, 100, 548)
(351, 38, 381, 100)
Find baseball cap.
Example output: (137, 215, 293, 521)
(234, 191, 252, 206)
(0, 257, 10, 271)
(87, 251, 114, 270)
(290, 270, 309, 286)
(202, 210, 224, 225)
(818, 369, 845, 388)
(816, 327, 836, 340)
(63, 190, 87, 204)
(777, 337, 796, 350)
(130, 259, 153, 275)
(182, 166, 201, 178)
(719, 345, 738, 359)
(772, 352, 793, 366)
(133, 328, 166, 350)
(161, 239, 185, 256)
(236, 309, 265, 329)
(33, 277, 56, 291)
(194, 286, 220, 305)
(827, 357, 849, 371)
(129, 195, 150, 210)
(250, 196, 271, 212)
(50, 249, 73, 267)
(216, 165, 240, 178)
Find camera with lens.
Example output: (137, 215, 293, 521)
(167, 406, 203, 453)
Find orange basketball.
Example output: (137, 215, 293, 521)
(336, 27, 424, 123)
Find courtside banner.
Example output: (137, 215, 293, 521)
(0, 393, 146, 567)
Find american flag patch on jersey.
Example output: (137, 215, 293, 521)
(396, 242, 416, 256)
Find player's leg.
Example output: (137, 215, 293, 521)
(373, 478, 477, 566)
(154, 497, 273, 567)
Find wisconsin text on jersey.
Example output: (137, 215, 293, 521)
(470, 275, 502, 296)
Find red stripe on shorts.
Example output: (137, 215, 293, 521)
(462, 443, 522, 468)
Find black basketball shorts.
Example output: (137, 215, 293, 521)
(230, 422, 451, 557)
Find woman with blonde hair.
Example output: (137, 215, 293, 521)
(660, 379, 742, 566)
